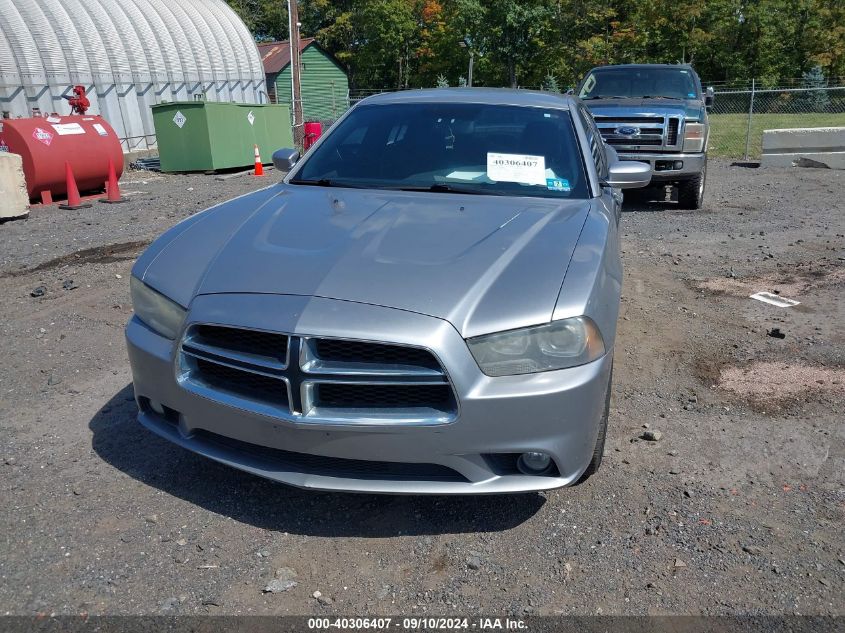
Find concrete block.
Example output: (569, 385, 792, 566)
(761, 127, 845, 169)
(0, 151, 30, 219)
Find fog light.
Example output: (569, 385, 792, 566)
(517, 451, 553, 475)
(674, 160, 684, 170)
(149, 399, 165, 416)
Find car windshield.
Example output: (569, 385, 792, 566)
(291, 102, 589, 199)
(579, 68, 700, 100)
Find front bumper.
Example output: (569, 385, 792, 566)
(617, 151, 706, 182)
(125, 294, 612, 494)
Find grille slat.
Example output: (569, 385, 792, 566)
(666, 118, 680, 145)
(314, 339, 442, 370)
(594, 116, 664, 124)
(193, 358, 288, 407)
(193, 325, 288, 362)
(317, 383, 454, 410)
(179, 325, 456, 424)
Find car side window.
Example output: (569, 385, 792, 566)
(578, 106, 608, 180)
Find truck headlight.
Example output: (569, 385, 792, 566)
(683, 122, 706, 152)
(467, 317, 605, 377)
(130, 276, 187, 340)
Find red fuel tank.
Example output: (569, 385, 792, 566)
(0, 115, 123, 202)
(304, 121, 323, 150)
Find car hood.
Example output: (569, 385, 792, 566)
(142, 185, 592, 338)
(584, 98, 705, 120)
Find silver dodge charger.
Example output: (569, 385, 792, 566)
(125, 89, 650, 494)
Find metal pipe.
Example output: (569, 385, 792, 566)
(468, 51, 474, 87)
(743, 78, 755, 161)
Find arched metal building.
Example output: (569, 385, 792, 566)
(0, 0, 266, 151)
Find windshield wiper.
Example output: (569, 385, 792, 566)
(288, 178, 366, 188)
(639, 95, 685, 100)
(582, 95, 628, 100)
(398, 183, 505, 196)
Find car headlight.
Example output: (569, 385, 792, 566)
(467, 316, 605, 377)
(130, 276, 187, 340)
(682, 122, 706, 152)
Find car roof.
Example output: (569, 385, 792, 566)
(586, 63, 697, 73)
(359, 88, 576, 109)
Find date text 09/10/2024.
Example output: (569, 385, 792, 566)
(307, 617, 528, 630)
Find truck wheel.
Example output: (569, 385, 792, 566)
(577, 366, 612, 482)
(677, 160, 706, 210)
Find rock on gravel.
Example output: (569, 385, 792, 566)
(264, 579, 297, 594)
(642, 430, 663, 442)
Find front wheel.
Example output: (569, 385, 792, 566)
(677, 159, 707, 210)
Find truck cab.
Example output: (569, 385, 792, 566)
(577, 64, 713, 209)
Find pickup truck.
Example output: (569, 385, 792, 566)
(577, 64, 714, 209)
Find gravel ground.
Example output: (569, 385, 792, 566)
(0, 161, 843, 616)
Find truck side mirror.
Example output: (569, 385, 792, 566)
(272, 148, 300, 171)
(704, 86, 715, 108)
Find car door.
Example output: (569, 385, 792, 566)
(577, 105, 621, 223)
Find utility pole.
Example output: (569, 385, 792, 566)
(467, 50, 474, 87)
(287, 0, 304, 148)
(459, 37, 474, 87)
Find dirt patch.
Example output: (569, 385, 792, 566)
(697, 264, 845, 298)
(718, 361, 845, 405)
(1, 240, 150, 278)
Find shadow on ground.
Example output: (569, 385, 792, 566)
(90, 385, 545, 537)
(620, 186, 713, 214)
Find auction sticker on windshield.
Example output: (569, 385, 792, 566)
(487, 152, 546, 185)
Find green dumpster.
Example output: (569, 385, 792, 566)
(151, 102, 293, 172)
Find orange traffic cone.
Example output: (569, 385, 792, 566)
(58, 162, 92, 210)
(100, 159, 127, 203)
(253, 144, 264, 176)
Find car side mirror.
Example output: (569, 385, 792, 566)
(272, 148, 300, 171)
(604, 160, 651, 189)
(704, 86, 715, 108)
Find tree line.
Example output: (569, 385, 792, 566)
(227, 0, 845, 91)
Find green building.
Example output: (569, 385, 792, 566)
(258, 38, 350, 123)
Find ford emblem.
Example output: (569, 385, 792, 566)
(616, 125, 640, 136)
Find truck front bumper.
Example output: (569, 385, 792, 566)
(617, 152, 706, 182)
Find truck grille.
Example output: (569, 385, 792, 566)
(178, 325, 457, 425)
(593, 114, 683, 152)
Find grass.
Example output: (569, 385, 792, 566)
(708, 112, 845, 159)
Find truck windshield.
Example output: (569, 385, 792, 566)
(291, 102, 589, 199)
(579, 68, 699, 100)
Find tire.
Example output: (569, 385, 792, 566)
(577, 366, 612, 482)
(677, 158, 707, 210)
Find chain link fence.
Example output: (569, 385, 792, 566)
(709, 84, 845, 160)
(308, 84, 845, 162)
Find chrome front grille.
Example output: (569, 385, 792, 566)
(178, 325, 457, 425)
(594, 114, 683, 152)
